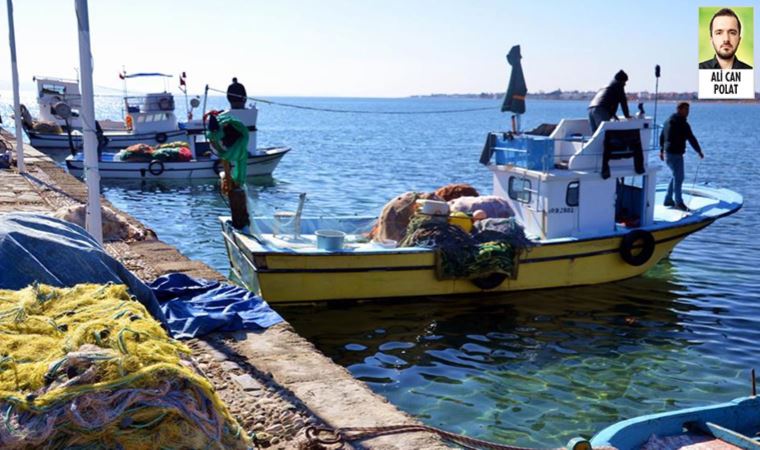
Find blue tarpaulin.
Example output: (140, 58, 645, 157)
(149, 273, 282, 339)
(0, 213, 282, 339)
(0, 213, 167, 326)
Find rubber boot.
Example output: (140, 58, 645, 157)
(229, 187, 250, 230)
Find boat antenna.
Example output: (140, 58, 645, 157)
(651, 64, 660, 149)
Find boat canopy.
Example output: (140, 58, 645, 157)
(122, 72, 173, 79)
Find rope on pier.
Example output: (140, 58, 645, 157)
(305, 424, 615, 450)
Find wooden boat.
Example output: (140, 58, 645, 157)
(220, 116, 742, 303)
(580, 395, 760, 450)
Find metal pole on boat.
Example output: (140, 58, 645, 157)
(202, 84, 209, 119)
(6, 0, 26, 173)
(75, 0, 103, 244)
(651, 64, 660, 149)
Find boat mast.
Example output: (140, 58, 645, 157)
(75, 0, 102, 244)
(6, 0, 26, 173)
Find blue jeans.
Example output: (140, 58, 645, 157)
(664, 153, 684, 205)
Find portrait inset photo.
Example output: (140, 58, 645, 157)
(699, 7, 753, 70)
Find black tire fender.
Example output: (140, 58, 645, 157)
(213, 159, 223, 175)
(471, 272, 508, 290)
(619, 229, 655, 266)
(148, 159, 165, 176)
(155, 132, 168, 144)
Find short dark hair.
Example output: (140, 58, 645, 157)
(232, 77, 238, 83)
(710, 8, 741, 36)
(677, 102, 690, 111)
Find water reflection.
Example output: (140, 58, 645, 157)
(280, 273, 750, 446)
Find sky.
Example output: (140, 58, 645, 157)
(1, 0, 759, 97)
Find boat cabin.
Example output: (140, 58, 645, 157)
(123, 93, 179, 135)
(35, 76, 83, 128)
(484, 118, 657, 240)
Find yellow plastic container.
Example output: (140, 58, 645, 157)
(448, 214, 473, 233)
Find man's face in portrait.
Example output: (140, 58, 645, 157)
(711, 15, 741, 60)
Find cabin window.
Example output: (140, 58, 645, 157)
(508, 177, 532, 203)
(566, 181, 579, 207)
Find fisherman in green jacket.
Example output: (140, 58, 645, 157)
(659, 102, 704, 212)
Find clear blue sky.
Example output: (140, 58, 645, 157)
(1, 0, 758, 97)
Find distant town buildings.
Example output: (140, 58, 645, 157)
(416, 89, 759, 101)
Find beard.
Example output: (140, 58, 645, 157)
(715, 45, 737, 60)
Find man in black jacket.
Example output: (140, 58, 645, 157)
(659, 103, 704, 211)
(588, 70, 631, 132)
(226, 77, 247, 109)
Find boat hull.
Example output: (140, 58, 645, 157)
(588, 396, 760, 450)
(66, 147, 289, 179)
(27, 129, 189, 150)
(221, 218, 709, 303)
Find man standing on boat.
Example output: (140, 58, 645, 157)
(660, 103, 704, 212)
(226, 77, 247, 109)
(587, 70, 631, 132)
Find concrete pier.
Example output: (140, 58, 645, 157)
(0, 132, 449, 450)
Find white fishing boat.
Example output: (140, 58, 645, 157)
(21, 74, 190, 150)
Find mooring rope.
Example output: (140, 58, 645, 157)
(304, 424, 608, 450)
(208, 87, 497, 114)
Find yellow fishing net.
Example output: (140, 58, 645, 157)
(0, 283, 250, 449)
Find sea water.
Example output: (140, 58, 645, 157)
(37, 96, 760, 446)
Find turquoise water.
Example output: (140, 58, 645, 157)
(99, 97, 760, 447)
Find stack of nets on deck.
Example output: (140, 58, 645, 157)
(399, 214, 532, 280)
(152, 141, 192, 162)
(117, 142, 192, 162)
(0, 283, 249, 449)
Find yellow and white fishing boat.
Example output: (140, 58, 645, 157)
(220, 114, 742, 303)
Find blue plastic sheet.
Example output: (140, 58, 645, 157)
(0, 213, 168, 326)
(149, 273, 283, 339)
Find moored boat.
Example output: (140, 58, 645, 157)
(219, 48, 742, 303)
(583, 394, 760, 450)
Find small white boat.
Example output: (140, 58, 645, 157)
(65, 146, 289, 179)
(21, 75, 192, 150)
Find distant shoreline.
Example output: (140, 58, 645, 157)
(411, 91, 760, 102)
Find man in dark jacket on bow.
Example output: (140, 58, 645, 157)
(588, 70, 631, 132)
(226, 77, 247, 109)
(659, 102, 704, 212)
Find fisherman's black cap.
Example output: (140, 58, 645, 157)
(615, 70, 628, 82)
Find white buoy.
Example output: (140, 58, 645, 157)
(75, 0, 102, 244)
(5, 0, 26, 173)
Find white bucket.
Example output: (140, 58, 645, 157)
(315, 229, 345, 251)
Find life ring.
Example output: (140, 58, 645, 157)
(148, 160, 165, 176)
(125, 115, 133, 131)
(158, 97, 173, 111)
(471, 272, 508, 290)
(619, 229, 655, 266)
(155, 132, 168, 144)
(212, 159, 224, 175)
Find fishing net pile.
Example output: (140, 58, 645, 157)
(0, 283, 249, 450)
(116, 143, 154, 162)
(399, 214, 531, 280)
(117, 142, 193, 162)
